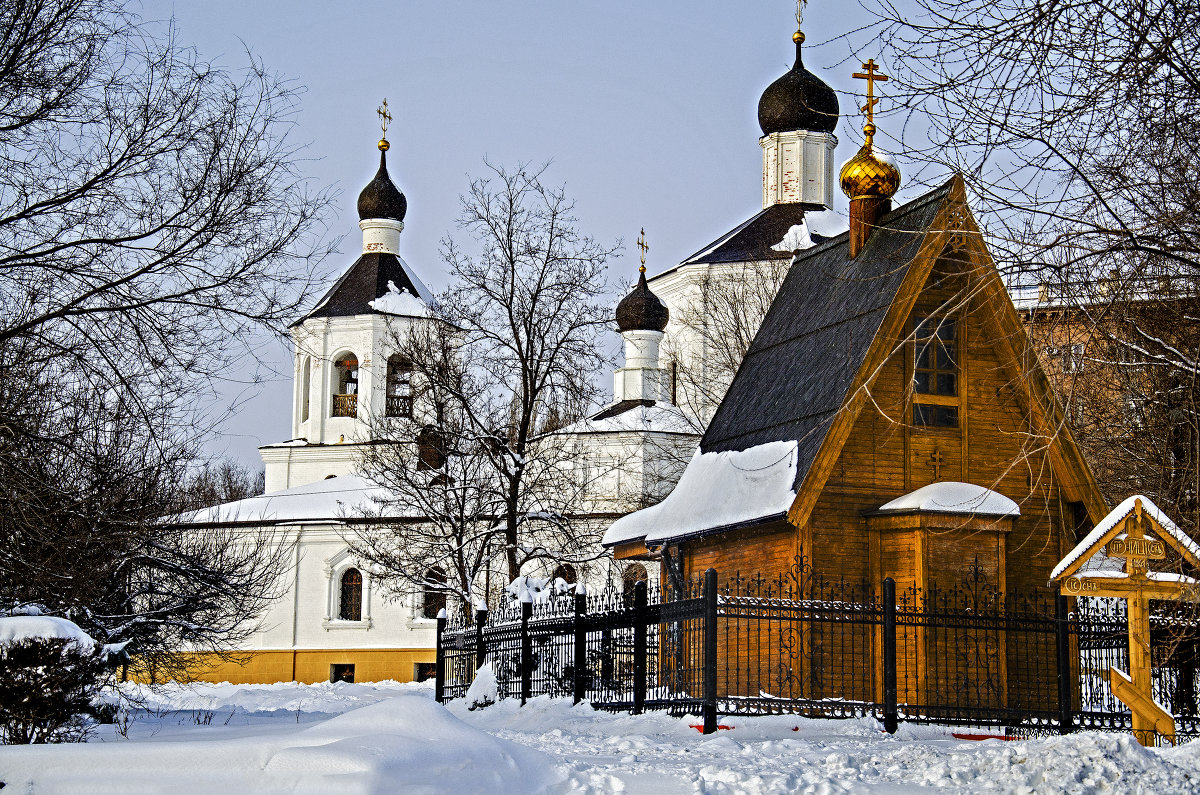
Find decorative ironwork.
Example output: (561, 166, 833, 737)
(332, 393, 357, 417)
(436, 557, 1200, 742)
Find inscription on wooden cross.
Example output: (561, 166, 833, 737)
(929, 448, 944, 480)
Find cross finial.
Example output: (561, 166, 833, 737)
(851, 59, 889, 139)
(636, 228, 649, 274)
(794, 0, 807, 43)
(377, 98, 393, 151)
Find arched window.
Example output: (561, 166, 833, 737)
(416, 425, 446, 472)
(332, 353, 359, 417)
(622, 563, 648, 601)
(339, 568, 363, 621)
(301, 357, 312, 421)
(422, 567, 447, 619)
(552, 563, 577, 584)
(386, 355, 413, 418)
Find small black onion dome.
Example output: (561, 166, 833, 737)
(357, 150, 408, 222)
(757, 36, 839, 136)
(616, 272, 669, 332)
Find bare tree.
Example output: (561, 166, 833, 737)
(0, 0, 326, 681)
(665, 258, 791, 429)
(864, 0, 1200, 534)
(351, 162, 616, 601)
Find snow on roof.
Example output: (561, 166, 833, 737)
(875, 482, 1020, 518)
(557, 403, 698, 436)
(771, 222, 815, 253)
(1051, 494, 1200, 580)
(0, 615, 97, 652)
(603, 440, 798, 547)
(801, 209, 849, 238)
(370, 280, 429, 317)
(173, 474, 408, 526)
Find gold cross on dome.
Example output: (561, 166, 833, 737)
(377, 98, 393, 135)
(796, 0, 806, 29)
(852, 59, 889, 127)
(636, 228, 649, 274)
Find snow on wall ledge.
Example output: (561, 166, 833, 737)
(875, 482, 1020, 518)
(602, 440, 798, 547)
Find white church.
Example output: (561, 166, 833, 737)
(179, 22, 847, 685)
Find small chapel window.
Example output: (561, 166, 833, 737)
(386, 355, 413, 418)
(422, 567, 447, 619)
(339, 568, 363, 621)
(912, 315, 959, 428)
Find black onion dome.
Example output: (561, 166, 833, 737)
(357, 150, 408, 222)
(757, 39, 839, 135)
(616, 272, 669, 332)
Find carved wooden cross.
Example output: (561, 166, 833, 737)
(852, 59, 889, 126)
(637, 228, 649, 274)
(929, 448, 944, 480)
(1055, 497, 1200, 746)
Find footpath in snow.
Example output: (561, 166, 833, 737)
(3, 680, 1199, 793)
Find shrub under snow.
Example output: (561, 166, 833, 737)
(0, 612, 116, 743)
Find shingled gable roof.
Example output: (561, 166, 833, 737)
(656, 174, 1106, 545)
(293, 252, 432, 326)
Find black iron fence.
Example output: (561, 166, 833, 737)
(435, 561, 1200, 743)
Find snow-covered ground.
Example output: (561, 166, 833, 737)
(3, 680, 1200, 793)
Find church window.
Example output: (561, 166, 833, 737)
(332, 354, 359, 418)
(422, 567, 447, 619)
(416, 425, 446, 472)
(1063, 343, 1086, 373)
(623, 563, 649, 601)
(386, 355, 413, 418)
(301, 357, 312, 421)
(552, 563, 577, 584)
(669, 358, 679, 404)
(339, 568, 363, 621)
(912, 315, 959, 428)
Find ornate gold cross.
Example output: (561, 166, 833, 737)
(852, 59, 889, 127)
(376, 99, 393, 152)
(636, 228, 649, 274)
(377, 98, 393, 135)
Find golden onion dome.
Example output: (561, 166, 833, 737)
(839, 123, 901, 200)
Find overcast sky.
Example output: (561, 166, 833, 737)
(164, 1, 927, 468)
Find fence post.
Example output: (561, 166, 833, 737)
(633, 580, 648, 714)
(702, 568, 718, 734)
(1056, 592, 1075, 734)
(474, 605, 488, 672)
(520, 598, 533, 706)
(434, 608, 447, 704)
(882, 577, 898, 734)
(573, 588, 587, 705)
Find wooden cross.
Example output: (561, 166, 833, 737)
(377, 98, 393, 135)
(637, 228, 649, 274)
(929, 448, 944, 480)
(1055, 497, 1200, 745)
(851, 59, 889, 127)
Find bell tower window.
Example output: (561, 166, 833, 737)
(301, 357, 312, 422)
(912, 315, 959, 428)
(332, 353, 359, 418)
(386, 355, 413, 418)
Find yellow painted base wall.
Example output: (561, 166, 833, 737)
(181, 649, 436, 685)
